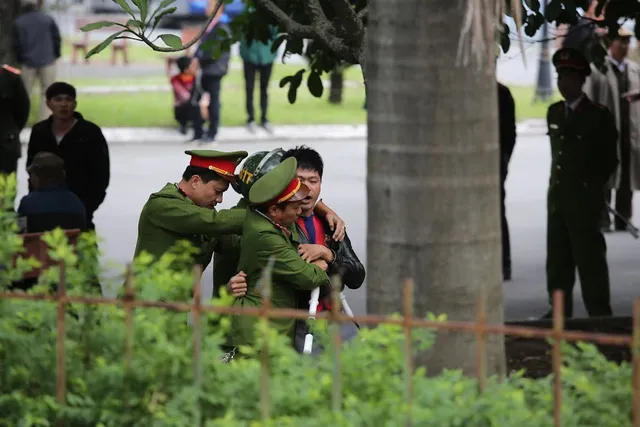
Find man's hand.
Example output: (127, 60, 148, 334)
(298, 243, 333, 263)
(324, 211, 346, 242)
(226, 271, 247, 297)
(311, 259, 329, 271)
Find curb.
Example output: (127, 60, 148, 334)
(19, 121, 546, 145)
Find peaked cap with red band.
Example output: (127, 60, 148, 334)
(185, 149, 248, 181)
(248, 157, 310, 206)
(552, 47, 591, 77)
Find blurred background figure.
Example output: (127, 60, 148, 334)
(240, 22, 278, 134)
(171, 56, 204, 141)
(12, 0, 61, 121)
(0, 64, 30, 180)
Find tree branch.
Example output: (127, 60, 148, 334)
(252, 0, 316, 38)
(356, 5, 368, 20)
(329, 0, 364, 39)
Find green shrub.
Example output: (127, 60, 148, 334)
(0, 174, 634, 426)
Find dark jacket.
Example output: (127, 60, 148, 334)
(17, 183, 86, 233)
(0, 66, 30, 165)
(26, 112, 110, 217)
(498, 83, 516, 181)
(12, 9, 61, 68)
(196, 23, 231, 77)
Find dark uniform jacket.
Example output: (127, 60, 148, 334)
(26, 112, 110, 224)
(17, 183, 86, 233)
(0, 66, 30, 173)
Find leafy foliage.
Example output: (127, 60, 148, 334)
(0, 173, 636, 425)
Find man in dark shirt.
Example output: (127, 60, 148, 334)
(498, 82, 517, 281)
(26, 82, 110, 231)
(17, 151, 86, 233)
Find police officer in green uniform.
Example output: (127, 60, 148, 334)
(212, 148, 345, 296)
(544, 47, 618, 318)
(0, 64, 30, 176)
(133, 149, 248, 297)
(225, 157, 331, 355)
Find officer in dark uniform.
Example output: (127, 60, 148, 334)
(0, 64, 30, 176)
(544, 47, 619, 318)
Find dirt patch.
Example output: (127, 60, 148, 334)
(504, 317, 633, 378)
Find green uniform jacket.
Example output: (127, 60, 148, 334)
(212, 197, 248, 293)
(547, 97, 618, 209)
(133, 183, 245, 271)
(228, 208, 330, 348)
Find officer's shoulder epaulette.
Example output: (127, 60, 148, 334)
(2, 64, 21, 75)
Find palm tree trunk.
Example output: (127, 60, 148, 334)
(366, 0, 505, 376)
(329, 69, 344, 104)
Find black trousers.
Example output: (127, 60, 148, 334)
(602, 137, 633, 229)
(546, 196, 612, 318)
(500, 178, 511, 275)
(174, 104, 204, 138)
(201, 75, 222, 139)
(243, 61, 273, 124)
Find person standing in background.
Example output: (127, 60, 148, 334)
(170, 56, 204, 140)
(196, 2, 231, 143)
(584, 27, 640, 232)
(498, 82, 517, 282)
(12, 0, 61, 121)
(240, 25, 278, 134)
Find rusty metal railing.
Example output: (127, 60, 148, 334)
(0, 263, 638, 426)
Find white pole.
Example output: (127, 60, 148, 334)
(303, 287, 321, 354)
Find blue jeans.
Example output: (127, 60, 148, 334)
(201, 75, 222, 139)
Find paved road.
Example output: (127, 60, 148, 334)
(13, 135, 640, 320)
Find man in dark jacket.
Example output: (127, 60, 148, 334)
(498, 82, 517, 281)
(281, 146, 365, 353)
(196, 13, 231, 143)
(26, 82, 110, 231)
(0, 64, 30, 177)
(18, 151, 86, 233)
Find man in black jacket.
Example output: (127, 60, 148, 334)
(281, 146, 365, 353)
(26, 82, 110, 231)
(498, 82, 517, 281)
(0, 64, 30, 177)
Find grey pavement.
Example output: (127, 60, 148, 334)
(12, 133, 640, 320)
(19, 121, 546, 145)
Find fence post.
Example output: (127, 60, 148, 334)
(259, 258, 274, 422)
(330, 276, 343, 414)
(123, 264, 134, 410)
(191, 265, 203, 427)
(633, 298, 640, 427)
(475, 284, 487, 393)
(552, 290, 565, 427)
(55, 262, 67, 426)
(403, 279, 414, 427)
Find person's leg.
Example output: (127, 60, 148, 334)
(174, 105, 188, 134)
(204, 77, 222, 141)
(39, 63, 57, 121)
(615, 137, 633, 229)
(500, 178, 512, 280)
(258, 63, 274, 130)
(601, 188, 613, 231)
(243, 61, 257, 128)
(189, 104, 204, 139)
(545, 206, 576, 318)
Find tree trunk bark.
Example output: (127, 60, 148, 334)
(329, 69, 344, 104)
(366, 0, 505, 377)
(0, 0, 20, 65)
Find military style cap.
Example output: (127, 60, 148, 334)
(185, 149, 248, 180)
(552, 47, 591, 76)
(248, 157, 310, 205)
(235, 148, 285, 198)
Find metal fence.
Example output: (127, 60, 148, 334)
(1, 262, 639, 426)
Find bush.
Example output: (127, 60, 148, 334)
(0, 174, 634, 426)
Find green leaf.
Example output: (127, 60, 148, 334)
(152, 7, 177, 31)
(279, 76, 292, 88)
(80, 21, 120, 32)
(132, 0, 149, 23)
(271, 34, 287, 53)
(500, 26, 511, 54)
(112, 0, 136, 18)
(159, 34, 183, 49)
(287, 69, 305, 104)
(286, 37, 304, 55)
(86, 30, 126, 59)
(156, 0, 176, 9)
(545, 0, 563, 22)
(525, 0, 540, 12)
(306, 70, 324, 98)
(126, 19, 144, 30)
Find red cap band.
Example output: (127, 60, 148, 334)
(189, 156, 236, 177)
(270, 177, 301, 205)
